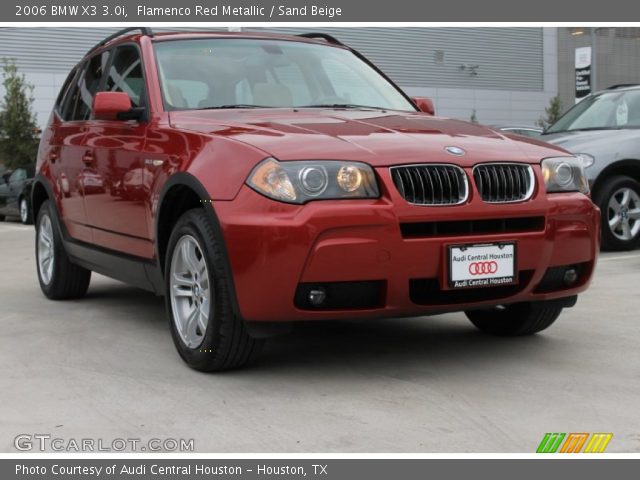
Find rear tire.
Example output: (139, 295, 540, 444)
(594, 175, 640, 251)
(165, 208, 263, 372)
(36, 200, 91, 299)
(465, 301, 563, 336)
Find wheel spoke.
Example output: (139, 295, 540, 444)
(182, 241, 200, 273)
(172, 285, 192, 297)
(622, 221, 632, 239)
(183, 307, 199, 341)
(197, 307, 208, 335)
(620, 189, 631, 207)
(609, 197, 621, 214)
(172, 271, 193, 288)
(628, 208, 640, 221)
(609, 214, 622, 230)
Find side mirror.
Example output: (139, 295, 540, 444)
(93, 92, 144, 121)
(411, 97, 435, 116)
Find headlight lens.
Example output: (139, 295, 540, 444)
(247, 158, 379, 204)
(575, 153, 595, 168)
(541, 157, 590, 194)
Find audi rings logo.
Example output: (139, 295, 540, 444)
(469, 261, 498, 275)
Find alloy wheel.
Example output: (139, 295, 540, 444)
(20, 199, 29, 223)
(607, 187, 640, 241)
(169, 235, 212, 349)
(37, 214, 54, 285)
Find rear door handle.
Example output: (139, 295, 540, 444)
(49, 151, 59, 163)
(82, 152, 94, 164)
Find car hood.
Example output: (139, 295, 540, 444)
(170, 109, 567, 167)
(541, 129, 639, 154)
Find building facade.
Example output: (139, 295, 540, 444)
(0, 27, 558, 128)
(558, 27, 640, 109)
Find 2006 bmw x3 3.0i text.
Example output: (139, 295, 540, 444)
(32, 29, 600, 371)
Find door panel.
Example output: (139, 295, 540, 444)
(53, 51, 110, 243)
(82, 45, 154, 259)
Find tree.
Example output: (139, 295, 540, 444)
(0, 59, 39, 170)
(536, 95, 563, 130)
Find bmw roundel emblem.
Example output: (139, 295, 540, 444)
(445, 146, 466, 156)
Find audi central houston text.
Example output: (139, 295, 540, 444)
(32, 29, 600, 371)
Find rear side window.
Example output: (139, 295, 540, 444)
(104, 46, 146, 108)
(64, 51, 110, 122)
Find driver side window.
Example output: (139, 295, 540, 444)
(104, 45, 146, 109)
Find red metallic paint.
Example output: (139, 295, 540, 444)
(37, 32, 600, 323)
(92, 91, 132, 121)
(411, 96, 435, 115)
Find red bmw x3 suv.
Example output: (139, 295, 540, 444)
(33, 29, 600, 371)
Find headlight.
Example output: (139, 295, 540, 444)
(247, 158, 379, 204)
(575, 153, 595, 168)
(541, 157, 590, 194)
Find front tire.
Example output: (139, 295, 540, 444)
(36, 200, 91, 299)
(594, 175, 640, 251)
(165, 208, 263, 372)
(20, 197, 33, 224)
(465, 301, 563, 336)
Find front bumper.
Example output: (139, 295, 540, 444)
(214, 169, 600, 322)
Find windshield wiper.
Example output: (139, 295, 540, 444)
(196, 104, 272, 110)
(300, 103, 387, 110)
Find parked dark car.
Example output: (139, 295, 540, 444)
(0, 164, 35, 224)
(542, 84, 640, 250)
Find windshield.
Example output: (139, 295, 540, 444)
(546, 89, 640, 133)
(153, 38, 416, 112)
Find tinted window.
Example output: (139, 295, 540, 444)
(66, 51, 110, 121)
(9, 169, 27, 183)
(104, 46, 145, 108)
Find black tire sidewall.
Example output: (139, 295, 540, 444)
(595, 175, 640, 251)
(466, 302, 562, 336)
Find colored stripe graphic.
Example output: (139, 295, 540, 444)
(584, 433, 613, 453)
(536, 433, 565, 453)
(560, 433, 589, 453)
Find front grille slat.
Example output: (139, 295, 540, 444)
(392, 165, 467, 206)
(473, 163, 534, 203)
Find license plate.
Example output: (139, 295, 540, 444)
(448, 242, 517, 289)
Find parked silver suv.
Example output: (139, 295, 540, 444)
(542, 85, 640, 250)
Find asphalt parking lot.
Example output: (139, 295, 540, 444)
(1, 220, 639, 453)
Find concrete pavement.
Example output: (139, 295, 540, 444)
(1, 220, 639, 452)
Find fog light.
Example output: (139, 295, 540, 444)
(563, 268, 578, 285)
(308, 288, 327, 306)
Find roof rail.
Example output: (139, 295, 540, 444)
(607, 84, 639, 90)
(89, 27, 154, 53)
(297, 33, 343, 46)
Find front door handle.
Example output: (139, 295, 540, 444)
(49, 151, 59, 163)
(82, 151, 94, 165)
